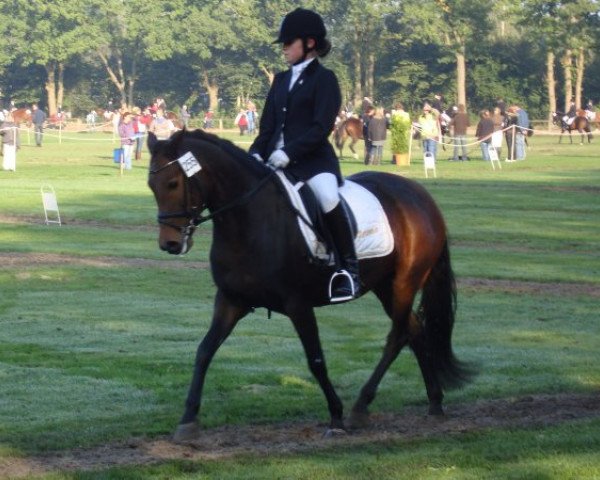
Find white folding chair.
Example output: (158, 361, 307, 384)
(488, 144, 502, 170)
(424, 152, 436, 178)
(41, 184, 61, 226)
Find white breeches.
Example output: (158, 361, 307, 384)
(306, 172, 340, 213)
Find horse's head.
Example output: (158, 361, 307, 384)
(147, 130, 206, 255)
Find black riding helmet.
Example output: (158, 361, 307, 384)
(275, 8, 326, 42)
(274, 8, 331, 58)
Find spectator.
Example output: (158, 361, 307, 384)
(418, 103, 440, 159)
(367, 107, 387, 165)
(362, 105, 375, 164)
(246, 101, 257, 134)
(203, 109, 214, 129)
(131, 107, 146, 160)
(491, 106, 504, 159)
(475, 109, 495, 161)
(180, 105, 191, 129)
(31, 104, 46, 147)
(118, 112, 135, 170)
(1, 112, 18, 171)
(514, 105, 529, 160)
(149, 108, 176, 140)
(234, 108, 248, 135)
(504, 108, 518, 161)
(450, 104, 469, 161)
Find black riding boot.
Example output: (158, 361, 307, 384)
(324, 203, 360, 303)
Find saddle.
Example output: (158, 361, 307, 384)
(274, 171, 394, 265)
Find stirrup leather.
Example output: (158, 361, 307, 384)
(328, 269, 357, 303)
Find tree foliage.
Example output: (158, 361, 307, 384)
(1, 0, 599, 118)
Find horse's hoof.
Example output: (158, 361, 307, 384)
(173, 421, 200, 443)
(352, 153, 358, 160)
(348, 410, 370, 429)
(428, 405, 445, 416)
(323, 427, 347, 438)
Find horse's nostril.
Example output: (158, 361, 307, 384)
(165, 241, 182, 254)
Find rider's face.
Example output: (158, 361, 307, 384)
(282, 38, 315, 65)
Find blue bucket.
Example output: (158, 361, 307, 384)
(113, 148, 123, 164)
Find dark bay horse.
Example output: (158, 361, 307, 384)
(147, 129, 473, 441)
(334, 117, 363, 159)
(552, 111, 592, 144)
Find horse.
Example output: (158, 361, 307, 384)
(147, 129, 473, 442)
(552, 111, 592, 144)
(333, 117, 363, 159)
(11, 108, 32, 127)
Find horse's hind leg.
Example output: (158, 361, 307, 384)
(288, 306, 345, 433)
(349, 282, 414, 428)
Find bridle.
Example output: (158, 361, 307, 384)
(149, 155, 276, 244)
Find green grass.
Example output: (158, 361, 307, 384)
(0, 130, 599, 477)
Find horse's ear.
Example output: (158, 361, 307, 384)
(147, 132, 158, 154)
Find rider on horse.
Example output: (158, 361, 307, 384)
(248, 8, 360, 303)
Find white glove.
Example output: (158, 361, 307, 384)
(252, 153, 264, 163)
(268, 149, 290, 169)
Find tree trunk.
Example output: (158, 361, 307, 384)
(353, 28, 362, 108)
(98, 50, 126, 108)
(546, 50, 556, 129)
(574, 47, 585, 110)
(127, 57, 137, 109)
(45, 64, 57, 117)
(366, 51, 375, 100)
(259, 65, 274, 86)
(456, 46, 467, 108)
(203, 72, 219, 112)
(562, 50, 573, 111)
(57, 63, 64, 113)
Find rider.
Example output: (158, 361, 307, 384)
(248, 7, 360, 303)
(563, 98, 577, 126)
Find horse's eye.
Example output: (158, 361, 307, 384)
(167, 179, 178, 190)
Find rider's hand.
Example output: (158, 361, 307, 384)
(268, 149, 290, 169)
(252, 153, 264, 163)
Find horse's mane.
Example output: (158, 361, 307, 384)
(174, 129, 271, 177)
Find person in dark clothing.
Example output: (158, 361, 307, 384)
(450, 104, 469, 161)
(249, 8, 359, 303)
(367, 107, 387, 165)
(31, 104, 46, 146)
(362, 105, 374, 164)
(475, 109, 495, 161)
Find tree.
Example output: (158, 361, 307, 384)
(432, 0, 493, 108)
(86, 0, 182, 108)
(0, 0, 92, 115)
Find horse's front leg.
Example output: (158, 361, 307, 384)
(288, 305, 345, 435)
(174, 290, 249, 442)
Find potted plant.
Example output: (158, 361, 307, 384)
(390, 111, 411, 166)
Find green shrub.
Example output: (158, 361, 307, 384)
(390, 113, 411, 154)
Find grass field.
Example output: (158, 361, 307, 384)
(0, 127, 599, 479)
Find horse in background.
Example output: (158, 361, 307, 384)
(11, 108, 32, 127)
(552, 111, 592, 144)
(334, 117, 363, 159)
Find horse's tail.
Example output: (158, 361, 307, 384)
(414, 239, 475, 390)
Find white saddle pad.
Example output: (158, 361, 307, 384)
(275, 171, 394, 262)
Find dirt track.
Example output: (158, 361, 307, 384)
(1, 392, 599, 478)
